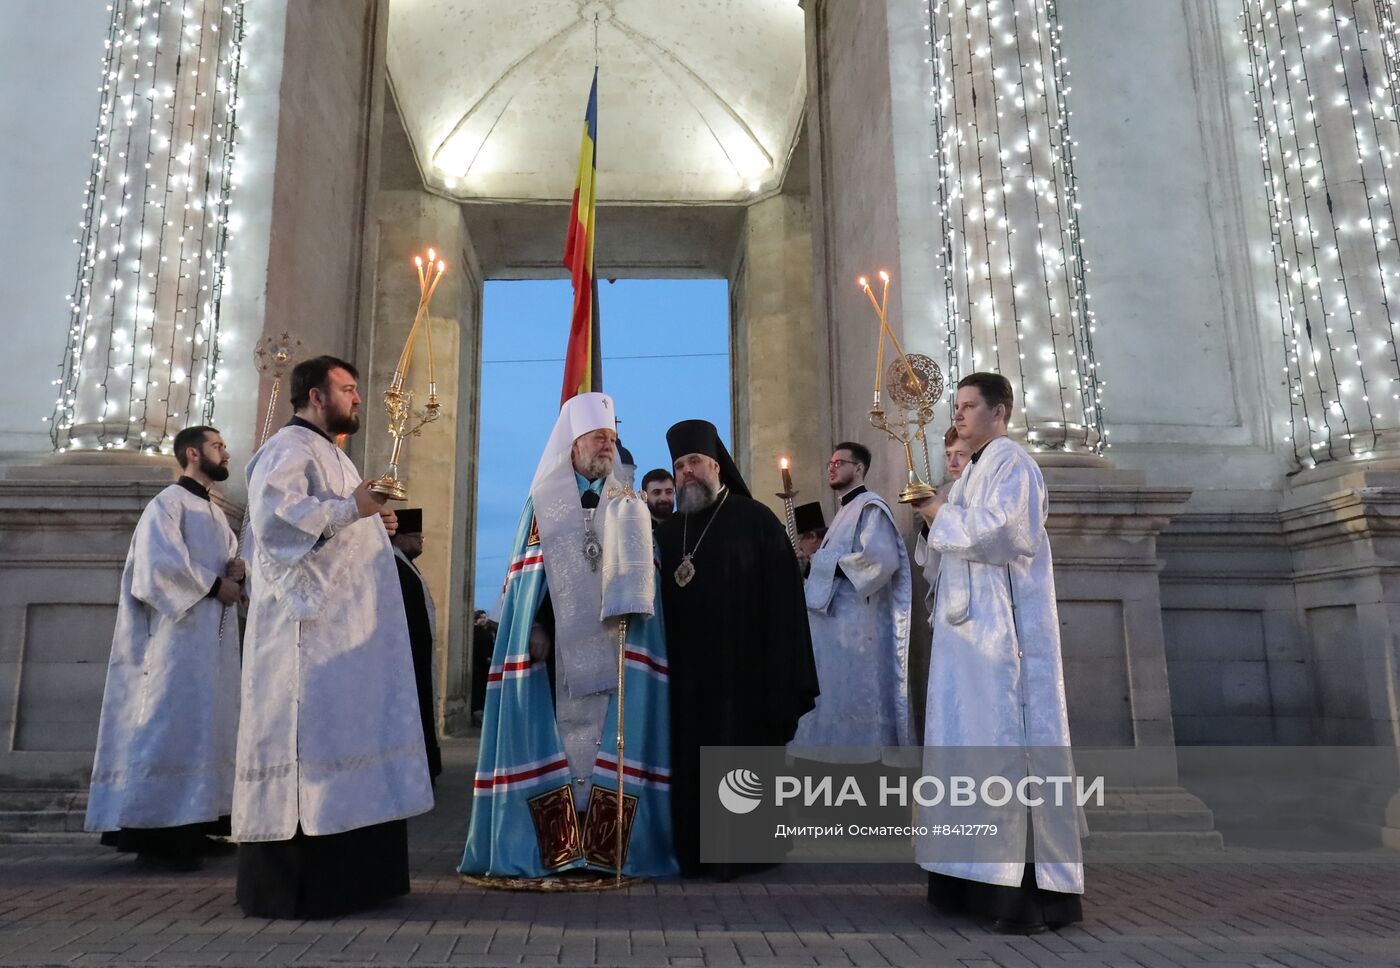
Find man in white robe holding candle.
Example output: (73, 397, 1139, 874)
(234, 355, 434, 919)
(86, 425, 243, 870)
(913, 372, 1084, 935)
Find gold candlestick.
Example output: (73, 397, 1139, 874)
(860, 269, 944, 504)
(369, 248, 448, 500)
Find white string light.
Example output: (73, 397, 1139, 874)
(923, 0, 1107, 454)
(47, 0, 245, 456)
(1242, 0, 1400, 467)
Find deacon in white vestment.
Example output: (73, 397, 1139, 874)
(234, 355, 434, 919)
(913, 373, 1083, 935)
(913, 426, 973, 614)
(790, 442, 912, 761)
(86, 426, 243, 869)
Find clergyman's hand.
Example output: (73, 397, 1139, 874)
(528, 624, 552, 663)
(353, 479, 390, 518)
(214, 577, 243, 606)
(225, 557, 246, 582)
(379, 508, 398, 537)
(912, 491, 946, 526)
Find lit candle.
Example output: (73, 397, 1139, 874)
(779, 456, 793, 495)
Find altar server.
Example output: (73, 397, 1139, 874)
(233, 355, 433, 918)
(86, 426, 243, 869)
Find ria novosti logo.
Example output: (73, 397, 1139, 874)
(717, 769, 764, 814)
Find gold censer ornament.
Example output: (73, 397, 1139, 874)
(860, 270, 945, 504)
(368, 248, 448, 500)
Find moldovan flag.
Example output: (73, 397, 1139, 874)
(561, 69, 602, 405)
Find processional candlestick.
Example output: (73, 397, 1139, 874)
(368, 249, 448, 500)
(860, 270, 944, 504)
(220, 332, 302, 637)
(776, 457, 800, 555)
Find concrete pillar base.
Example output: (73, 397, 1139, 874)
(1281, 461, 1400, 746)
(0, 462, 175, 796)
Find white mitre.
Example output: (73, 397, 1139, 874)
(529, 391, 616, 493)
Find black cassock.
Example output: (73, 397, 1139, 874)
(657, 490, 819, 877)
(394, 554, 442, 783)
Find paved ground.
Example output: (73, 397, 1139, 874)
(2, 741, 1398, 968)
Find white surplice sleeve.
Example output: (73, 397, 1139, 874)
(249, 440, 361, 620)
(927, 454, 1042, 566)
(129, 498, 219, 618)
(250, 451, 359, 570)
(837, 505, 902, 599)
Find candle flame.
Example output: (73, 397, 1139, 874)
(780, 457, 789, 469)
(857, 276, 869, 288)
(878, 270, 890, 282)
(427, 247, 436, 262)
(437, 260, 445, 272)
(414, 256, 423, 267)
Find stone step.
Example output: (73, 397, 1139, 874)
(0, 789, 89, 833)
(1083, 829, 1225, 856)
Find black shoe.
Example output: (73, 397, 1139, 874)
(991, 918, 1049, 935)
(135, 851, 203, 872)
(199, 836, 238, 857)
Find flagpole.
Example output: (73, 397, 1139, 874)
(614, 615, 627, 885)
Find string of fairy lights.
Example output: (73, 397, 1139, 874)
(47, 0, 245, 455)
(922, 0, 1106, 454)
(1241, 0, 1400, 467)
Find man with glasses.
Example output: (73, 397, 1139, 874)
(789, 443, 913, 763)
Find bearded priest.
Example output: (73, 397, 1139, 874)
(85, 425, 243, 870)
(233, 355, 434, 918)
(459, 391, 676, 882)
(656, 420, 819, 878)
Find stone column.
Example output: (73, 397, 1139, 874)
(51, 0, 245, 457)
(922, 0, 1106, 454)
(730, 192, 829, 517)
(1240, 0, 1400, 468)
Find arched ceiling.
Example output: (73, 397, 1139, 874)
(386, 0, 807, 203)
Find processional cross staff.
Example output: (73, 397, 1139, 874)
(219, 332, 303, 638)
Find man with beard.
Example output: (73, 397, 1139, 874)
(656, 419, 819, 877)
(234, 355, 434, 918)
(390, 509, 442, 785)
(789, 442, 912, 765)
(641, 468, 675, 530)
(86, 426, 243, 870)
(460, 392, 676, 881)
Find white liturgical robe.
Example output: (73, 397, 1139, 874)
(86, 482, 241, 831)
(791, 490, 912, 759)
(233, 424, 434, 841)
(918, 435, 1084, 894)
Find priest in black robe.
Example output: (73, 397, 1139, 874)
(656, 419, 819, 878)
(390, 508, 442, 784)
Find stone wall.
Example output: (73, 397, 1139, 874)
(730, 193, 828, 514)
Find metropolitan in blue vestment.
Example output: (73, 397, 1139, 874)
(460, 393, 677, 879)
